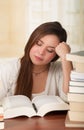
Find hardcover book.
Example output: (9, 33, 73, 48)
(65, 113, 84, 128)
(66, 50, 84, 72)
(69, 86, 84, 94)
(66, 50, 84, 63)
(0, 107, 4, 129)
(68, 111, 84, 122)
(70, 70, 84, 80)
(69, 102, 84, 112)
(68, 93, 84, 102)
(1, 95, 69, 119)
(69, 80, 84, 87)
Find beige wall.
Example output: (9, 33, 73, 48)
(0, 0, 10, 44)
(0, 0, 84, 57)
(0, 0, 26, 57)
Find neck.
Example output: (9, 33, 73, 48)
(32, 64, 49, 75)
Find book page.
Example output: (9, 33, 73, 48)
(32, 95, 69, 116)
(32, 95, 64, 109)
(2, 95, 33, 111)
(2, 95, 37, 119)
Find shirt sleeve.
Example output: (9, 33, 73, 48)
(0, 58, 19, 100)
(54, 61, 68, 102)
(0, 61, 12, 100)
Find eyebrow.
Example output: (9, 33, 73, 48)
(39, 39, 55, 49)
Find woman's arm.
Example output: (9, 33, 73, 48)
(0, 58, 17, 100)
(55, 42, 73, 94)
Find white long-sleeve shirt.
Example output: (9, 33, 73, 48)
(0, 58, 67, 102)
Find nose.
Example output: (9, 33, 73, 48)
(39, 46, 46, 55)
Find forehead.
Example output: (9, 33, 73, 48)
(40, 35, 60, 46)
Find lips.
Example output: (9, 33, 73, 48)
(34, 55, 43, 61)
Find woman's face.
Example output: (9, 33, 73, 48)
(29, 35, 60, 65)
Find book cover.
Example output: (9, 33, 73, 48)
(68, 111, 84, 122)
(0, 106, 4, 129)
(69, 102, 84, 112)
(69, 80, 84, 86)
(68, 93, 84, 102)
(69, 86, 84, 94)
(70, 70, 84, 80)
(66, 50, 84, 63)
(70, 78, 84, 82)
(66, 50, 84, 72)
(1, 95, 69, 119)
(65, 113, 84, 128)
(75, 62, 84, 73)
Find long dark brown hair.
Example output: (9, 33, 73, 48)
(14, 21, 67, 99)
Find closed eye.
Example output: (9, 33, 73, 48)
(47, 48, 55, 53)
(36, 40, 55, 53)
(36, 40, 43, 46)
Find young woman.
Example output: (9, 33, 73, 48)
(0, 21, 72, 102)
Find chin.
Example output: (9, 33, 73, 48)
(31, 60, 43, 65)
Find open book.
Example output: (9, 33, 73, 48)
(1, 95, 69, 119)
(0, 106, 4, 129)
(66, 50, 84, 73)
(66, 50, 84, 63)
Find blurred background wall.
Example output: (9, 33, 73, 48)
(0, 0, 84, 57)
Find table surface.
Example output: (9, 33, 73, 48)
(4, 111, 83, 130)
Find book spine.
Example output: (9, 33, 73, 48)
(68, 93, 84, 102)
(69, 86, 84, 94)
(75, 63, 84, 73)
(0, 107, 4, 129)
(66, 51, 84, 124)
(69, 102, 84, 112)
(68, 111, 84, 122)
(69, 81, 84, 86)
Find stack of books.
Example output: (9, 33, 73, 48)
(65, 50, 84, 128)
(0, 106, 4, 129)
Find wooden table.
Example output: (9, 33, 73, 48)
(4, 111, 83, 130)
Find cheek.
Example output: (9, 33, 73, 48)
(45, 53, 56, 62)
(30, 46, 37, 55)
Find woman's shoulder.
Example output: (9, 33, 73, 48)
(0, 57, 21, 72)
(50, 60, 62, 69)
(49, 60, 62, 75)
